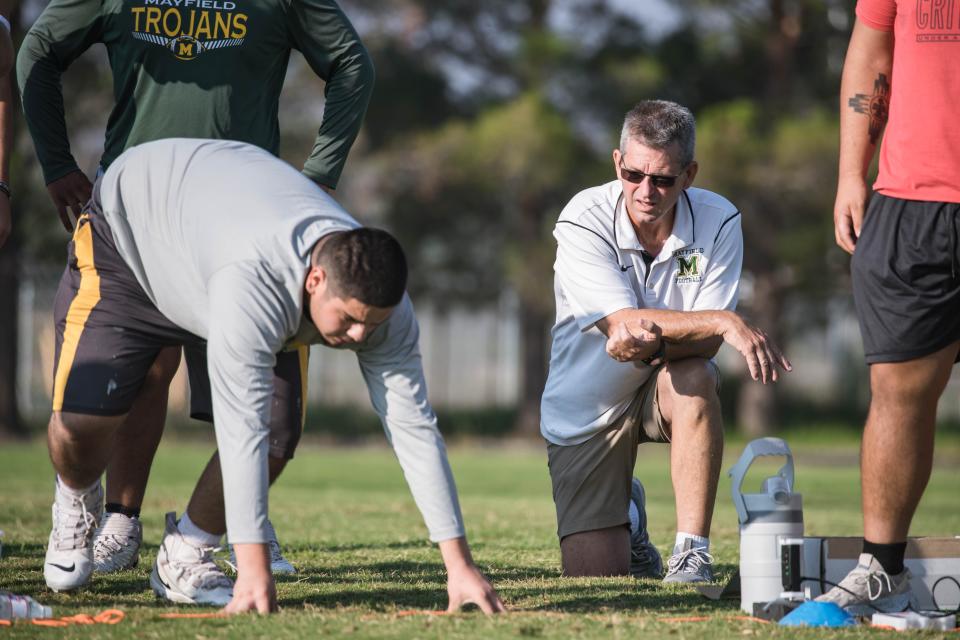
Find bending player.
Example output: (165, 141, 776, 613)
(18, 0, 375, 573)
(43, 137, 505, 614)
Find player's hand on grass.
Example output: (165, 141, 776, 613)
(446, 562, 506, 614)
(224, 543, 277, 615)
(720, 312, 792, 384)
(0, 192, 10, 249)
(605, 319, 662, 363)
(439, 537, 506, 614)
(834, 175, 870, 254)
(46, 170, 93, 233)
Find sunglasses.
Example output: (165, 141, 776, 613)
(619, 158, 684, 189)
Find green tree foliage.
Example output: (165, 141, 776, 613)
(4, 0, 862, 436)
(351, 0, 662, 431)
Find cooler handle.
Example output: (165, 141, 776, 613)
(728, 437, 795, 524)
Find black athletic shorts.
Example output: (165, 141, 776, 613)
(52, 200, 308, 459)
(851, 193, 960, 364)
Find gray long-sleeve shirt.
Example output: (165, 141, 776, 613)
(98, 137, 464, 544)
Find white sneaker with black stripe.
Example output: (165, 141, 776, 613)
(44, 478, 103, 592)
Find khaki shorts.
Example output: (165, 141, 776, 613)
(546, 362, 719, 539)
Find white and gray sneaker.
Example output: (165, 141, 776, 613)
(629, 478, 663, 578)
(663, 539, 714, 584)
(93, 512, 143, 573)
(150, 512, 233, 606)
(815, 553, 913, 616)
(44, 478, 103, 592)
(227, 519, 296, 575)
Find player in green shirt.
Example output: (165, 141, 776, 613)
(18, 0, 374, 595)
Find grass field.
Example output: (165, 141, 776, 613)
(1, 435, 958, 638)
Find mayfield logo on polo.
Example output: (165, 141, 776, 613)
(674, 247, 704, 284)
(130, 0, 248, 60)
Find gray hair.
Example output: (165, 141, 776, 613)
(619, 100, 696, 167)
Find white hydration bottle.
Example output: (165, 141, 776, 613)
(729, 437, 804, 614)
(0, 592, 52, 621)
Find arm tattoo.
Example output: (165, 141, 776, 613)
(848, 73, 890, 145)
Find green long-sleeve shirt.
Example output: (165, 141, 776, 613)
(17, 0, 373, 187)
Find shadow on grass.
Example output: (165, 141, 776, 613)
(5, 541, 741, 616)
(280, 559, 741, 614)
(295, 540, 431, 553)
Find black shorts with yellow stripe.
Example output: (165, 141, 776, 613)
(52, 204, 308, 460)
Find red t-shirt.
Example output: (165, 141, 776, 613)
(857, 0, 960, 203)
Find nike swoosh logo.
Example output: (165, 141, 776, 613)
(47, 562, 75, 572)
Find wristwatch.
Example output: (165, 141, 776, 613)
(0, 181, 10, 199)
(641, 338, 665, 366)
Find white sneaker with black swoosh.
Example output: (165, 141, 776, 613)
(150, 512, 233, 606)
(44, 478, 103, 592)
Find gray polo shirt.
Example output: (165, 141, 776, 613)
(99, 138, 464, 544)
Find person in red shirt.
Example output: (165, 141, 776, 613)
(821, 0, 960, 615)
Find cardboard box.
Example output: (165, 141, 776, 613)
(801, 537, 960, 611)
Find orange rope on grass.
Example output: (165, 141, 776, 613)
(26, 609, 124, 627)
(659, 616, 710, 623)
(94, 610, 125, 624)
(729, 615, 772, 624)
(395, 610, 447, 617)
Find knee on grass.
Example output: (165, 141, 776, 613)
(560, 526, 631, 577)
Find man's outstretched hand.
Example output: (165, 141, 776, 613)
(440, 537, 506, 614)
(720, 312, 792, 384)
(224, 542, 277, 615)
(446, 561, 506, 614)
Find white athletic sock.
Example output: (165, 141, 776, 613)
(56, 476, 100, 500)
(177, 511, 222, 548)
(628, 500, 640, 535)
(674, 532, 709, 555)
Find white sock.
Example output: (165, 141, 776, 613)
(674, 532, 709, 555)
(177, 511, 222, 548)
(56, 476, 100, 500)
(628, 501, 640, 535)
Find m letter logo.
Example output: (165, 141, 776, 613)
(677, 255, 699, 277)
(673, 248, 704, 284)
(178, 41, 194, 58)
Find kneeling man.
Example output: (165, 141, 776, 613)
(44, 138, 504, 614)
(541, 100, 791, 583)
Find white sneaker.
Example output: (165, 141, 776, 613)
(44, 478, 103, 592)
(93, 512, 142, 572)
(227, 519, 296, 575)
(815, 553, 913, 615)
(150, 512, 233, 606)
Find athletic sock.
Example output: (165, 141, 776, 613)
(674, 532, 709, 555)
(105, 503, 140, 519)
(56, 476, 100, 500)
(177, 511, 223, 548)
(863, 539, 907, 575)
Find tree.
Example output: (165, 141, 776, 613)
(345, 0, 663, 432)
(668, 0, 855, 434)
